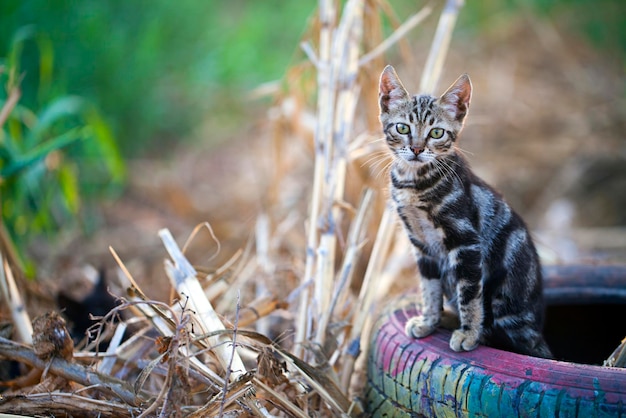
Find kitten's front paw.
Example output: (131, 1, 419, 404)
(449, 328, 480, 352)
(405, 316, 436, 339)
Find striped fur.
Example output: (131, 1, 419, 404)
(379, 65, 552, 358)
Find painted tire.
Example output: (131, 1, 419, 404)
(365, 265, 626, 417)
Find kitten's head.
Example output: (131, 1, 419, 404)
(379, 65, 471, 167)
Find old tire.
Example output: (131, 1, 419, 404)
(365, 265, 626, 417)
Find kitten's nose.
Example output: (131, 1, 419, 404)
(411, 146, 424, 155)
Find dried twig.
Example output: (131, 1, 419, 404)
(0, 336, 144, 406)
(0, 392, 136, 417)
(339, 204, 396, 391)
(359, 4, 433, 66)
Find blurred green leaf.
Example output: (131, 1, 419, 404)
(84, 108, 126, 185)
(1, 126, 85, 178)
(0, 25, 125, 276)
(29, 96, 87, 143)
(7, 24, 37, 89)
(58, 162, 80, 214)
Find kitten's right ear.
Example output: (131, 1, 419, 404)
(439, 74, 472, 122)
(379, 65, 410, 113)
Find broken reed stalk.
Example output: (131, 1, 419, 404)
(313, 0, 365, 349)
(159, 228, 247, 381)
(339, 204, 395, 392)
(295, 0, 337, 358)
(110, 246, 226, 387)
(339, 0, 466, 390)
(420, 0, 465, 93)
(254, 213, 272, 337)
(96, 322, 127, 375)
(0, 253, 32, 344)
(605, 336, 626, 368)
(161, 230, 275, 417)
(318, 188, 374, 348)
(294, 0, 335, 359)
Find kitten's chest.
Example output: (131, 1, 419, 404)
(393, 188, 445, 254)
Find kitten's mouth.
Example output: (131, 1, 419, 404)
(402, 154, 429, 166)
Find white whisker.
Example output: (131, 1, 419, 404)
(375, 160, 394, 182)
(361, 154, 390, 170)
(368, 136, 386, 145)
(454, 145, 474, 158)
(435, 156, 463, 186)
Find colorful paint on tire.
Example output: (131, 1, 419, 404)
(366, 266, 626, 417)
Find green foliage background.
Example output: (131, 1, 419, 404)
(0, 1, 317, 156)
(0, 26, 125, 275)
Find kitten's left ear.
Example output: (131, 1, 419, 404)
(439, 74, 472, 122)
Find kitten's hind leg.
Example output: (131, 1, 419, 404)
(405, 277, 443, 339)
(530, 338, 553, 359)
(509, 327, 553, 359)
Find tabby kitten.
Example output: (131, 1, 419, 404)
(379, 65, 552, 358)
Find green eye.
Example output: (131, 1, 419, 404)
(429, 128, 444, 139)
(396, 123, 410, 135)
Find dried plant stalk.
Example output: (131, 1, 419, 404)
(316, 188, 374, 346)
(110, 246, 226, 386)
(235, 296, 287, 328)
(252, 377, 310, 418)
(97, 322, 127, 375)
(295, 0, 336, 359)
(420, 0, 465, 93)
(605, 336, 626, 368)
(339, 204, 395, 391)
(159, 228, 247, 380)
(160, 229, 277, 416)
(359, 4, 433, 66)
(0, 254, 32, 344)
(317, 0, 366, 350)
(297, 0, 367, 362)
